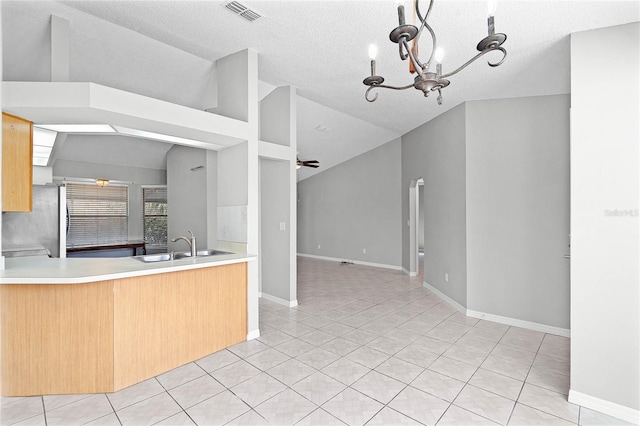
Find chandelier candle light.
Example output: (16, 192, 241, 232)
(363, 0, 507, 103)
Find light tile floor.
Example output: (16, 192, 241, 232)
(0, 257, 635, 426)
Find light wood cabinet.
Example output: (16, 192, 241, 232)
(2, 112, 33, 212)
(0, 262, 248, 396)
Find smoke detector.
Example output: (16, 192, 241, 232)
(225, 1, 262, 22)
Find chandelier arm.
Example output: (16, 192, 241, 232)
(399, 42, 408, 60)
(422, 22, 437, 69)
(415, 0, 435, 26)
(365, 83, 415, 102)
(415, 0, 424, 23)
(487, 46, 507, 67)
(365, 86, 379, 102)
(414, 1, 428, 44)
(413, 0, 435, 69)
(374, 83, 415, 90)
(402, 38, 425, 77)
(439, 46, 506, 79)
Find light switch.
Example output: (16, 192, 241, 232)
(279, 222, 286, 231)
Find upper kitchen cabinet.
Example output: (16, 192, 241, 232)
(2, 112, 33, 212)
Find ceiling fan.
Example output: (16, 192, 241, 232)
(297, 157, 319, 169)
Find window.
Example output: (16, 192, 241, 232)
(143, 186, 168, 251)
(66, 183, 128, 247)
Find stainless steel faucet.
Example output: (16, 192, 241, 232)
(171, 230, 197, 257)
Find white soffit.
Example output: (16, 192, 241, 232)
(1, 82, 247, 150)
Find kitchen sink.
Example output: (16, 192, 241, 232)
(134, 253, 173, 263)
(173, 249, 232, 259)
(198, 249, 232, 256)
(134, 249, 233, 263)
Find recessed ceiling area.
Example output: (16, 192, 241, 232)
(52, 134, 172, 171)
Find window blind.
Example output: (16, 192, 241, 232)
(66, 183, 129, 247)
(143, 187, 168, 250)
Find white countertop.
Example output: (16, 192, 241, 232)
(0, 252, 256, 284)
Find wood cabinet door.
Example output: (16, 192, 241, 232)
(2, 112, 33, 212)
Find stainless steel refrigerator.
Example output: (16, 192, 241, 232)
(2, 184, 67, 258)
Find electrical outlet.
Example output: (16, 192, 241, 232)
(362, 248, 366, 254)
(279, 222, 286, 231)
(317, 244, 321, 249)
(445, 273, 449, 282)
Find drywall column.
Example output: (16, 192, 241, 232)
(50, 16, 69, 82)
(218, 143, 248, 251)
(167, 146, 209, 252)
(206, 150, 218, 249)
(215, 49, 260, 340)
(259, 159, 293, 305)
(401, 104, 467, 307)
(259, 86, 297, 306)
(569, 22, 639, 422)
(465, 95, 570, 332)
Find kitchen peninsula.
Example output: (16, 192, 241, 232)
(0, 253, 255, 397)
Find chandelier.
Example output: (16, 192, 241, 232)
(363, 0, 507, 104)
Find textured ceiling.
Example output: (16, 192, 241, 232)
(2, 1, 639, 179)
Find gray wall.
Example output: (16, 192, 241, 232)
(402, 103, 468, 307)
(260, 158, 292, 301)
(260, 86, 292, 146)
(297, 139, 402, 267)
(218, 142, 248, 207)
(465, 95, 570, 328)
(570, 22, 639, 415)
(212, 50, 249, 122)
(167, 145, 214, 252)
(206, 150, 219, 248)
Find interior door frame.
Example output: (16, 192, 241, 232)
(408, 178, 424, 276)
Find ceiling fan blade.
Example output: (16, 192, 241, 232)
(297, 157, 320, 169)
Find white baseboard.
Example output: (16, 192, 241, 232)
(246, 329, 260, 340)
(423, 281, 466, 314)
(423, 281, 571, 338)
(297, 253, 402, 271)
(569, 389, 640, 425)
(467, 309, 571, 337)
(466, 309, 570, 337)
(402, 267, 418, 277)
(260, 292, 298, 308)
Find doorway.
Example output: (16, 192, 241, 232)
(408, 178, 424, 277)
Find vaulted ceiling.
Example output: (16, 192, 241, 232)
(2, 1, 638, 179)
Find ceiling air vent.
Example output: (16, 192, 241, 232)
(225, 1, 262, 22)
(315, 125, 332, 133)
